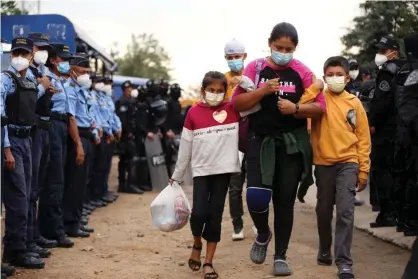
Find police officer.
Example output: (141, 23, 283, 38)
(115, 81, 144, 194)
(25, 32, 56, 257)
(369, 35, 400, 228)
(38, 43, 74, 248)
(63, 54, 99, 238)
(1, 37, 45, 269)
(345, 58, 363, 97)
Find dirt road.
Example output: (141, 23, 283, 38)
(14, 160, 410, 279)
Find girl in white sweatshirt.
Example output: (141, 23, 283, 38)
(170, 71, 241, 279)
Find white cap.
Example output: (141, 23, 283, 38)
(224, 39, 245, 55)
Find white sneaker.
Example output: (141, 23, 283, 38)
(232, 228, 245, 241)
(252, 225, 258, 235)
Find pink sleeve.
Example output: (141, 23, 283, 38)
(232, 60, 257, 101)
(300, 62, 326, 112)
(314, 92, 326, 112)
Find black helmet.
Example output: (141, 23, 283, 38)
(159, 78, 170, 96)
(169, 83, 182, 100)
(146, 79, 159, 96)
(150, 99, 168, 126)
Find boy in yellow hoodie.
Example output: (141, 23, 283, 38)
(310, 56, 370, 279)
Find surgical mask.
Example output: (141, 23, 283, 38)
(349, 70, 359, 80)
(325, 76, 346, 93)
(34, 50, 48, 65)
(271, 50, 293, 66)
(76, 74, 91, 89)
(227, 59, 244, 72)
(103, 85, 112, 95)
(130, 89, 139, 98)
(94, 82, 105, 92)
(375, 54, 388, 67)
(11, 56, 30, 71)
(57, 61, 70, 74)
(204, 92, 224, 106)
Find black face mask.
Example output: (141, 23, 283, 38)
(170, 89, 181, 100)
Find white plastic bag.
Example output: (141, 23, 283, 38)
(150, 182, 191, 232)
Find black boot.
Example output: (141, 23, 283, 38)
(66, 229, 90, 238)
(124, 185, 144, 194)
(37, 236, 57, 249)
(9, 252, 45, 269)
(80, 225, 94, 233)
(370, 213, 396, 228)
(55, 235, 74, 248)
(26, 243, 51, 258)
(1, 264, 15, 277)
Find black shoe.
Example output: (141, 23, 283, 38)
(83, 203, 95, 211)
(56, 235, 74, 248)
(107, 193, 119, 201)
(123, 185, 144, 194)
(354, 198, 364, 206)
(90, 200, 106, 207)
(37, 236, 57, 249)
(138, 185, 152, 192)
(83, 209, 92, 215)
(80, 226, 94, 233)
(1, 264, 15, 276)
(370, 214, 396, 228)
(101, 196, 114, 203)
(27, 243, 51, 258)
(80, 218, 89, 225)
(10, 252, 45, 269)
(67, 229, 90, 238)
(404, 227, 418, 237)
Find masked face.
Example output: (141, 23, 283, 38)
(349, 70, 359, 80)
(76, 74, 91, 89)
(375, 54, 388, 67)
(34, 50, 48, 65)
(269, 37, 296, 66)
(324, 66, 349, 94)
(103, 84, 112, 96)
(204, 91, 225, 106)
(95, 82, 105, 92)
(130, 89, 139, 98)
(11, 56, 30, 71)
(57, 61, 70, 74)
(271, 50, 293, 66)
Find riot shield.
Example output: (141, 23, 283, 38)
(145, 137, 169, 192)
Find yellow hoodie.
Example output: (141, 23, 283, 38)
(310, 89, 371, 180)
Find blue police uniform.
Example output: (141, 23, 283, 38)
(26, 32, 57, 253)
(62, 55, 97, 236)
(1, 37, 45, 269)
(37, 43, 74, 248)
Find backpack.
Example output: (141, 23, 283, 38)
(238, 58, 265, 153)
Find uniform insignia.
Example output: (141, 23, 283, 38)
(379, 80, 390, 92)
(120, 105, 128, 112)
(55, 89, 63, 93)
(346, 109, 356, 129)
(405, 70, 418, 86)
(369, 88, 375, 99)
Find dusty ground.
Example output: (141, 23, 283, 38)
(11, 159, 411, 279)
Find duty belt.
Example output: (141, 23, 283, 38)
(35, 116, 51, 130)
(78, 127, 95, 141)
(8, 126, 31, 138)
(51, 112, 69, 123)
(1, 117, 8, 127)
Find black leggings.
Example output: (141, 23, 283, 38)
(190, 174, 230, 243)
(246, 135, 302, 258)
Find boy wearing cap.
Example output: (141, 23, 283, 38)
(38, 43, 75, 248)
(1, 37, 46, 269)
(368, 35, 400, 229)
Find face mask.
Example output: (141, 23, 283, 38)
(103, 85, 112, 95)
(349, 70, 359, 80)
(325, 76, 346, 93)
(171, 89, 181, 100)
(130, 89, 139, 98)
(375, 54, 388, 67)
(76, 74, 91, 89)
(204, 92, 224, 106)
(34, 50, 48, 65)
(94, 82, 105, 92)
(227, 59, 244, 72)
(11, 56, 30, 71)
(271, 50, 293, 66)
(57, 61, 70, 74)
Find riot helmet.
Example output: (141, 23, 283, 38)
(169, 83, 182, 101)
(159, 78, 170, 97)
(146, 79, 159, 96)
(150, 98, 168, 126)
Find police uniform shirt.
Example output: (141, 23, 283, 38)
(0, 89, 10, 148)
(65, 78, 99, 139)
(96, 91, 113, 136)
(87, 89, 104, 133)
(47, 70, 69, 114)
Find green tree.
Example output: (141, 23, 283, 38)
(341, 1, 418, 69)
(116, 33, 171, 80)
(1, 0, 28, 15)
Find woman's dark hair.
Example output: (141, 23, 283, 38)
(323, 56, 349, 74)
(269, 22, 299, 46)
(201, 71, 228, 92)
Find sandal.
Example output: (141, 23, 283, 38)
(203, 263, 219, 279)
(188, 245, 202, 271)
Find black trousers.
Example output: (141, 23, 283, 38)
(229, 155, 246, 229)
(118, 138, 136, 188)
(190, 174, 230, 243)
(402, 238, 418, 279)
(88, 139, 108, 201)
(62, 136, 93, 233)
(246, 135, 302, 258)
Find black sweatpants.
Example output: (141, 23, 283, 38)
(190, 174, 230, 243)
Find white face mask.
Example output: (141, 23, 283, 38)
(349, 70, 359, 80)
(34, 50, 48, 65)
(204, 92, 225, 106)
(325, 76, 346, 93)
(11, 56, 30, 71)
(76, 74, 91, 89)
(103, 85, 112, 96)
(130, 89, 139, 98)
(94, 82, 105, 92)
(375, 54, 388, 67)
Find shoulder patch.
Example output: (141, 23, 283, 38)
(405, 70, 418, 86)
(379, 80, 391, 92)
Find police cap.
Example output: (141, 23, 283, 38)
(375, 35, 400, 51)
(70, 53, 90, 68)
(122, 80, 133, 89)
(348, 59, 358, 66)
(11, 37, 33, 52)
(404, 33, 418, 59)
(27, 32, 51, 48)
(50, 43, 72, 59)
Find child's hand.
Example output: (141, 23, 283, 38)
(357, 178, 367, 192)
